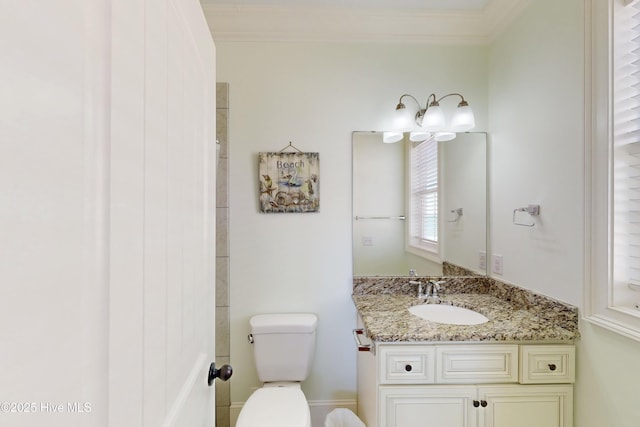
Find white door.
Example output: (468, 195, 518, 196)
(0, 1, 217, 426)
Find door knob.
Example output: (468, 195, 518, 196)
(208, 362, 233, 386)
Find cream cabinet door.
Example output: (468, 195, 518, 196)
(478, 385, 573, 427)
(380, 386, 477, 427)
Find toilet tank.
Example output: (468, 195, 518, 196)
(249, 313, 318, 383)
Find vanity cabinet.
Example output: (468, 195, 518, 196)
(357, 342, 575, 427)
(379, 384, 573, 427)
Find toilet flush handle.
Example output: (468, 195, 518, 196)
(208, 362, 233, 386)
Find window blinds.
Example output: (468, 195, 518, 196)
(613, 0, 640, 302)
(409, 137, 439, 253)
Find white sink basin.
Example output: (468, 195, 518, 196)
(409, 304, 489, 325)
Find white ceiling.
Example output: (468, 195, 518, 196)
(200, 0, 531, 43)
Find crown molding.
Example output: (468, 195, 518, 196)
(201, 0, 531, 43)
(483, 0, 533, 41)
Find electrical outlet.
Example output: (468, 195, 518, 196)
(479, 251, 487, 270)
(362, 236, 373, 246)
(493, 254, 503, 275)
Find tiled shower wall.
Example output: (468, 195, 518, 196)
(216, 83, 231, 427)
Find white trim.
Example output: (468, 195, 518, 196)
(483, 0, 533, 41)
(584, 0, 640, 342)
(584, 314, 640, 342)
(201, 0, 531, 43)
(405, 244, 442, 265)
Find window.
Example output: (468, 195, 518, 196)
(587, 0, 640, 340)
(612, 0, 640, 308)
(406, 136, 440, 262)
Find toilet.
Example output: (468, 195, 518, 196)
(236, 313, 318, 427)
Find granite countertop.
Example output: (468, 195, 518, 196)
(353, 292, 579, 344)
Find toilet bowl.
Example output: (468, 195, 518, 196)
(235, 383, 310, 427)
(235, 313, 317, 427)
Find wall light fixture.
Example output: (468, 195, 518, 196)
(394, 93, 475, 142)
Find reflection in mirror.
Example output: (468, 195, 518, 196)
(352, 131, 486, 277)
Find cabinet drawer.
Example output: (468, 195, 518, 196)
(379, 345, 436, 384)
(436, 345, 519, 384)
(520, 345, 575, 384)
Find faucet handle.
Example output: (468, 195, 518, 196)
(409, 280, 426, 300)
(430, 280, 445, 295)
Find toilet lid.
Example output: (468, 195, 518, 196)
(236, 387, 311, 427)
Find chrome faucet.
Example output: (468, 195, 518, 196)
(409, 278, 429, 301)
(409, 271, 446, 303)
(427, 280, 446, 304)
(413, 279, 446, 304)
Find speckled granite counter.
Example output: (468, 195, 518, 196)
(353, 276, 580, 343)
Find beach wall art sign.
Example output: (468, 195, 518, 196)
(258, 151, 319, 213)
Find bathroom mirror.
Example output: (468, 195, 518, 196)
(352, 131, 487, 277)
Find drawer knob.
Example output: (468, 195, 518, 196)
(481, 400, 488, 407)
(473, 400, 480, 408)
(548, 363, 557, 371)
(405, 364, 412, 372)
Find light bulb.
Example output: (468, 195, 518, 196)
(383, 131, 403, 143)
(450, 103, 475, 132)
(421, 105, 445, 132)
(393, 106, 413, 131)
(409, 131, 431, 142)
(435, 131, 456, 142)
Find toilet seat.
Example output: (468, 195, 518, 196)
(235, 384, 311, 427)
